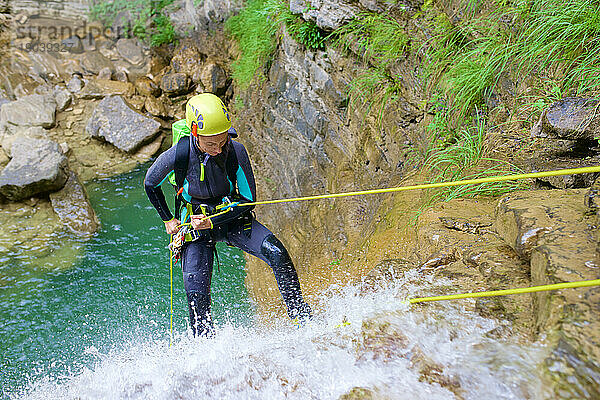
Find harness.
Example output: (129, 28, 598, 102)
(173, 135, 240, 219)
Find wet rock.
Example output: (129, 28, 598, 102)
(0, 94, 56, 128)
(475, 297, 508, 320)
(409, 347, 462, 397)
(439, 216, 492, 234)
(495, 189, 600, 396)
(86, 95, 161, 153)
(585, 179, 600, 214)
(542, 97, 600, 141)
(144, 96, 167, 117)
(418, 250, 456, 272)
(358, 315, 410, 362)
(61, 35, 84, 54)
(115, 38, 144, 66)
(80, 51, 114, 76)
(161, 72, 190, 96)
(199, 63, 228, 95)
(495, 189, 594, 260)
(361, 258, 415, 293)
(49, 171, 99, 235)
(0, 135, 67, 201)
(97, 67, 112, 80)
(338, 387, 377, 400)
(135, 76, 162, 97)
(543, 338, 600, 400)
(78, 80, 135, 100)
(67, 74, 84, 93)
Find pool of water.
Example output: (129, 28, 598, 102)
(0, 165, 254, 398)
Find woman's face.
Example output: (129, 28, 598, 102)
(195, 132, 228, 156)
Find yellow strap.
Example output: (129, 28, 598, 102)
(169, 235, 174, 346)
(409, 279, 600, 304)
(236, 166, 600, 208)
(200, 164, 205, 181)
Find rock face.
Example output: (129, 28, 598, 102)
(49, 171, 99, 235)
(495, 189, 600, 398)
(85, 95, 161, 153)
(290, 0, 359, 30)
(0, 94, 56, 128)
(0, 136, 67, 201)
(161, 72, 190, 96)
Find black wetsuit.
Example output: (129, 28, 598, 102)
(144, 135, 312, 336)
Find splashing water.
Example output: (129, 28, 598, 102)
(19, 270, 551, 400)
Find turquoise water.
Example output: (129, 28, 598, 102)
(0, 164, 254, 398)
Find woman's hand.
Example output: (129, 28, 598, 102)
(164, 218, 181, 235)
(190, 214, 212, 230)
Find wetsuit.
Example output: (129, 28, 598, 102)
(144, 135, 312, 336)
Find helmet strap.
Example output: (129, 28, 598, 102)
(191, 122, 198, 137)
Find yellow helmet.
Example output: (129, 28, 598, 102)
(185, 93, 231, 136)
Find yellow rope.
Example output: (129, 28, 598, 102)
(235, 165, 600, 208)
(169, 235, 174, 347)
(409, 279, 600, 304)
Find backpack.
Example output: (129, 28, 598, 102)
(168, 119, 239, 216)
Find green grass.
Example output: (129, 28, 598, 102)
(334, 12, 409, 68)
(89, 0, 177, 47)
(333, 12, 409, 124)
(424, 0, 600, 125)
(423, 111, 524, 204)
(225, 0, 286, 89)
(226, 0, 329, 88)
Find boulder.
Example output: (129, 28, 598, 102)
(135, 76, 162, 97)
(86, 95, 161, 153)
(77, 80, 135, 100)
(49, 171, 99, 235)
(0, 94, 56, 128)
(80, 51, 115, 75)
(67, 75, 84, 93)
(53, 86, 73, 112)
(97, 67, 112, 80)
(144, 96, 167, 117)
(114, 67, 129, 83)
(200, 63, 229, 95)
(0, 136, 67, 201)
(0, 126, 46, 157)
(161, 72, 190, 96)
(61, 35, 84, 54)
(290, 0, 358, 30)
(115, 38, 144, 66)
(542, 97, 600, 141)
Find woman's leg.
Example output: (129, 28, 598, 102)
(228, 218, 312, 322)
(181, 240, 215, 337)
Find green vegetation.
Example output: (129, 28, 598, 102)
(225, 0, 328, 89)
(334, 12, 409, 123)
(423, 111, 524, 203)
(225, 0, 285, 89)
(89, 0, 177, 46)
(426, 0, 600, 123)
